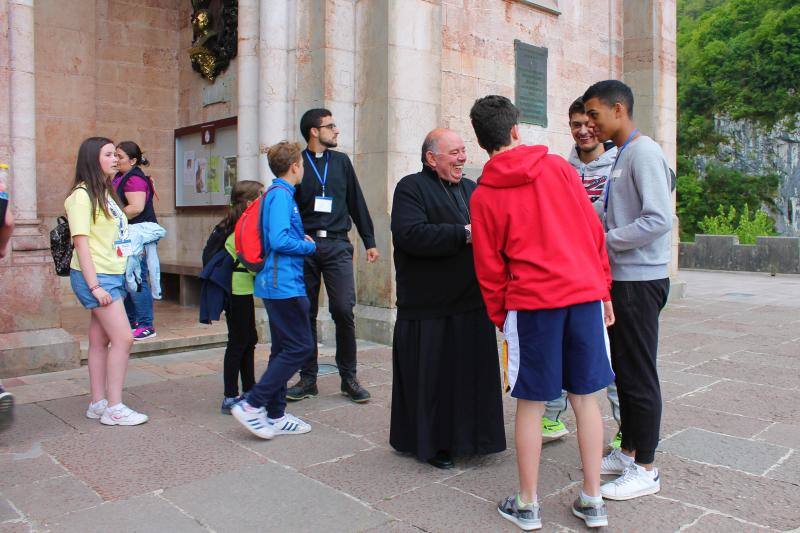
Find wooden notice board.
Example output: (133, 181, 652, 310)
(174, 116, 238, 207)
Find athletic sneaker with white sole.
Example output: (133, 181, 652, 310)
(232, 401, 275, 439)
(100, 404, 149, 426)
(0, 389, 14, 432)
(601, 463, 660, 500)
(86, 399, 108, 419)
(268, 413, 311, 435)
(497, 494, 542, 531)
(600, 447, 634, 475)
(571, 496, 609, 528)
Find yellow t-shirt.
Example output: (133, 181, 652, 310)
(64, 186, 128, 275)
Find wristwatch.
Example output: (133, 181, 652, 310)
(464, 225, 471, 242)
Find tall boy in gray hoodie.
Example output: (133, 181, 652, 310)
(583, 80, 672, 501)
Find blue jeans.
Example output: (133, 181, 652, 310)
(247, 297, 314, 419)
(124, 257, 154, 328)
(543, 383, 620, 426)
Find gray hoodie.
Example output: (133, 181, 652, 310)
(603, 135, 672, 281)
(567, 143, 618, 202)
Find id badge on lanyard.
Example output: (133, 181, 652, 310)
(306, 151, 333, 213)
(109, 199, 132, 257)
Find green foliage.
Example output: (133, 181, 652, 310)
(699, 204, 777, 244)
(677, 161, 779, 240)
(678, 0, 800, 153)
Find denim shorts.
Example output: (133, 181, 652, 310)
(70, 269, 127, 309)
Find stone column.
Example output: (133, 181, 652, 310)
(258, 0, 290, 181)
(623, 0, 683, 296)
(237, 0, 259, 183)
(352, 0, 442, 343)
(0, 0, 79, 377)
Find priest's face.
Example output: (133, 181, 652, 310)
(428, 131, 466, 183)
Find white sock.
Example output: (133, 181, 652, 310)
(619, 451, 635, 464)
(90, 399, 107, 410)
(580, 490, 603, 506)
(107, 403, 124, 412)
(268, 415, 285, 424)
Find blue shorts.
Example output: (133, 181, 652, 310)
(503, 301, 614, 401)
(70, 269, 127, 309)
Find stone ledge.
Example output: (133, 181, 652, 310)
(680, 234, 800, 274)
(0, 328, 79, 378)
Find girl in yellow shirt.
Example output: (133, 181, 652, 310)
(65, 137, 148, 426)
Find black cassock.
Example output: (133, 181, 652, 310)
(389, 166, 506, 461)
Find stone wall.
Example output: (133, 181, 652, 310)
(679, 234, 800, 274)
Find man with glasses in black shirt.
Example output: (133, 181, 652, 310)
(286, 108, 380, 403)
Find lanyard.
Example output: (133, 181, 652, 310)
(603, 129, 639, 214)
(305, 150, 329, 195)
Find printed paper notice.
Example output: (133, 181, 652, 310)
(183, 151, 196, 187)
(195, 157, 207, 193)
(207, 156, 220, 193)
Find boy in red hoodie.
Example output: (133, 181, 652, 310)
(469, 95, 615, 531)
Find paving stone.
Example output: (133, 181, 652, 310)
(443, 450, 577, 502)
(727, 350, 800, 370)
(0, 448, 68, 490)
(691, 359, 800, 390)
(361, 520, 426, 532)
(661, 401, 771, 439)
(40, 494, 206, 533)
(163, 464, 391, 532)
(540, 488, 704, 532)
(293, 392, 356, 417)
(682, 513, 772, 532)
(755, 422, 800, 448)
(657, 454, 800, 530)
(660, 380, 698, 401)
(306, 402, 390, 437)
(765, 450, 800, 485)
(355, 366, 392, 387)
(357, 346, 393, 364)
(659, 428, 789, 475)
(37, 393, 172, 435)
(658, 368, 721, 390)
(661, 348, 726, 366)
(366, 382, 393, 407)
(2, 474, 102, 521)
(375, 482, 518, 533)
(9, 380, 89, 405)
(0, 404, 75, 453)
(302, 447, 453, 504)
(43, 419, 266, 500)
(0, 522, 32, 532)
(679, 380, 800, 423)
(0, 497, 20, 522)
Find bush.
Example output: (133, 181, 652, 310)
(698, 204, 777, 244)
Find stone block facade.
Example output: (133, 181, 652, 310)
(680, 234, 800, 274)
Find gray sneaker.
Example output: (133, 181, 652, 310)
(571, 496, 608, 528)
(497, 494, 542, 531)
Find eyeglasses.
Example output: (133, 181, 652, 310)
(317, 123, 337, 130)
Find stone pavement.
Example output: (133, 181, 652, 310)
(1, 270, 799, 532)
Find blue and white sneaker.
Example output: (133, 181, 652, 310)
(231, 401, 275, 440)
(497, 494, 542, 531)
(269, 413, 311, 435)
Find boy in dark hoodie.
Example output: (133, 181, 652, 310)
(469, 95, 615, 531)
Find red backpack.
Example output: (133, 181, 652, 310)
(234, 184, 292, 272)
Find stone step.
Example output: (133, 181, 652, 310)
(80, 329, 228, 362)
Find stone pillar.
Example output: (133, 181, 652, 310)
(352, 0, 442, 343)
(623, 0, 683, 297)
(258, 0, 290, 182)
(237, 0, 259, 182)
(0, 0, 79, 377)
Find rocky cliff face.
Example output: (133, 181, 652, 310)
(700, 116, 800, 235)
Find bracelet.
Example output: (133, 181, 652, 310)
(89, 284, 101, 292)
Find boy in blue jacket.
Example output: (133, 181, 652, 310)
(232, 142, 317, 439)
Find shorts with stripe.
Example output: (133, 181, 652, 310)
(503, 300, 614, 401)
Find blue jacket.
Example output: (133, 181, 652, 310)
(254, 178, 316, 299)
(199, 248, 234, 324)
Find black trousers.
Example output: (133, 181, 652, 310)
(608, 278, 669, 464)
(299, 238, 357, 382)
(223, 294, 258, 398)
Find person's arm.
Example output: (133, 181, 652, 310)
(122, 191, 146, 219)
(469, 192, 509, 329)
(344, 158, 379, 261)
(390, 178, 468, 258)
(267, 191, 316, 256)
(606, 147, 673, 252)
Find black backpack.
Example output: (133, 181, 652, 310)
(202, 224, 228, 266)
(50, 215, 72, 277)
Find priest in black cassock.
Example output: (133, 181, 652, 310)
(389, 128, 506, 469)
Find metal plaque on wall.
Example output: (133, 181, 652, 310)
(514, 40, 548, 127)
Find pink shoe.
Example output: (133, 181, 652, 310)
(133, 326, 156, 341)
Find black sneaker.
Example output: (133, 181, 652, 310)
(341, 378, 371, 403)
(0, 389, 15, 432)
(286, 377, 318, 401)
(497, 494, 541, 531)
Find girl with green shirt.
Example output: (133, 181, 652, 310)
(218, 180, 264, 413)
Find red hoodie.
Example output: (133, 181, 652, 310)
(470, 144, 611, 328)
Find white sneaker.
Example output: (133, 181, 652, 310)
(601, 463, 660, 500)
(86, 399, 108, 419)
(269, 413, 311, 435)
(232, 402, 275, 440)
(600, 448, 634, 475)
(100, 404, 149, 426)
